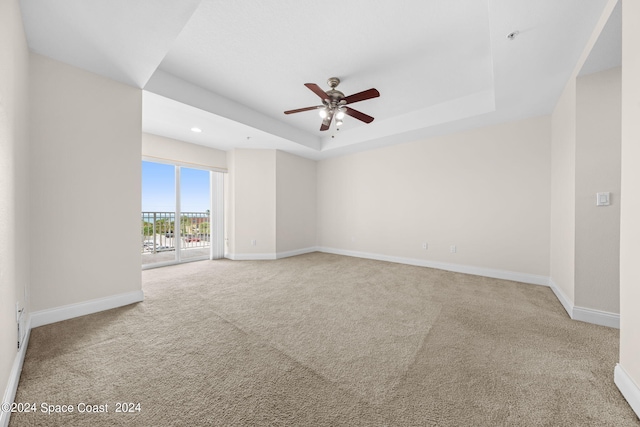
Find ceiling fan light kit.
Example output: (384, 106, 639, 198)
(284, 77, 380, 131)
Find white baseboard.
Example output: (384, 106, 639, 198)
(30, 290, 144, 328)
(548, 279, 619, 328)
(317, 247, 550, 286)
(1, 316, 31, 427)
(276, 247, 319, 259)
(226, 247, 318, 261)
(615, 364, 640, 419)
(226, 253, 276, 261)
(573, 306, 620, 329)
(548, 278, 574, 318)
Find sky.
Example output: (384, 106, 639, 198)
(142, 161, 210, 212)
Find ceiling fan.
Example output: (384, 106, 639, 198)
(284, 77, 380, 131)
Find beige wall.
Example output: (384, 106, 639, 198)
(275, 151, 317, 254)
(142, 132, 226, 170)
(575, 67, 621, 313)
(549, 1, 619, 313)
(619, 0, 640, 404)
(225, 150, 236, 255)
(550, 80, 577, 303)
(318, 116, 551, 277)
(227, 149, 277, 256)
(29, 54, 142, 311)
(226, 149, 317, 258)
(0, 0, 30, 409)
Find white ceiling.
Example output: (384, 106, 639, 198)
(19, 0, 620, 160)
(579, 0, 621, 77)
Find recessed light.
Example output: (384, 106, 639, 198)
(191, 127, 202, 133)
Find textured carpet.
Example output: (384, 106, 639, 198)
(10, 253, 640, 426)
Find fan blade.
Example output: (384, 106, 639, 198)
(305, 83, 329, 100)
(284, 105, 322, 114)
(343, 88, 380, 105)
(344, 107, 374, 123)
(320, 110, 335, 131)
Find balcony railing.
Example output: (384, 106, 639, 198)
(141, 211, 211, 255)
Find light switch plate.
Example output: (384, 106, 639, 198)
(596, 192, 610, 206)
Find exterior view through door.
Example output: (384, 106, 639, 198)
(141, 160, 224, 268)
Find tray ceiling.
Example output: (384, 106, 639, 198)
(19, 0, 618, 159)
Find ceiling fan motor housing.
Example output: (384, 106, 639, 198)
(326, 77, 347, 108)
(326, 90, 345, 106)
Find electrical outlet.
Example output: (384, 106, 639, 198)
(422, 243, 428, 250)
(251, 239, 257, 246)
(16, 302, 24, 350)
(450, 245, 457, 253)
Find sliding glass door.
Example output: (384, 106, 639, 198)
(141, 160, 224, 269)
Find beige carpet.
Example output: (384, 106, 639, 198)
(10, 253, 640, 426)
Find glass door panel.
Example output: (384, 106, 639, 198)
(141, 161, 177, 266)
(179, 167, 211, 261)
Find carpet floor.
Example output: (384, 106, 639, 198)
(10, 253, 640, 426)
